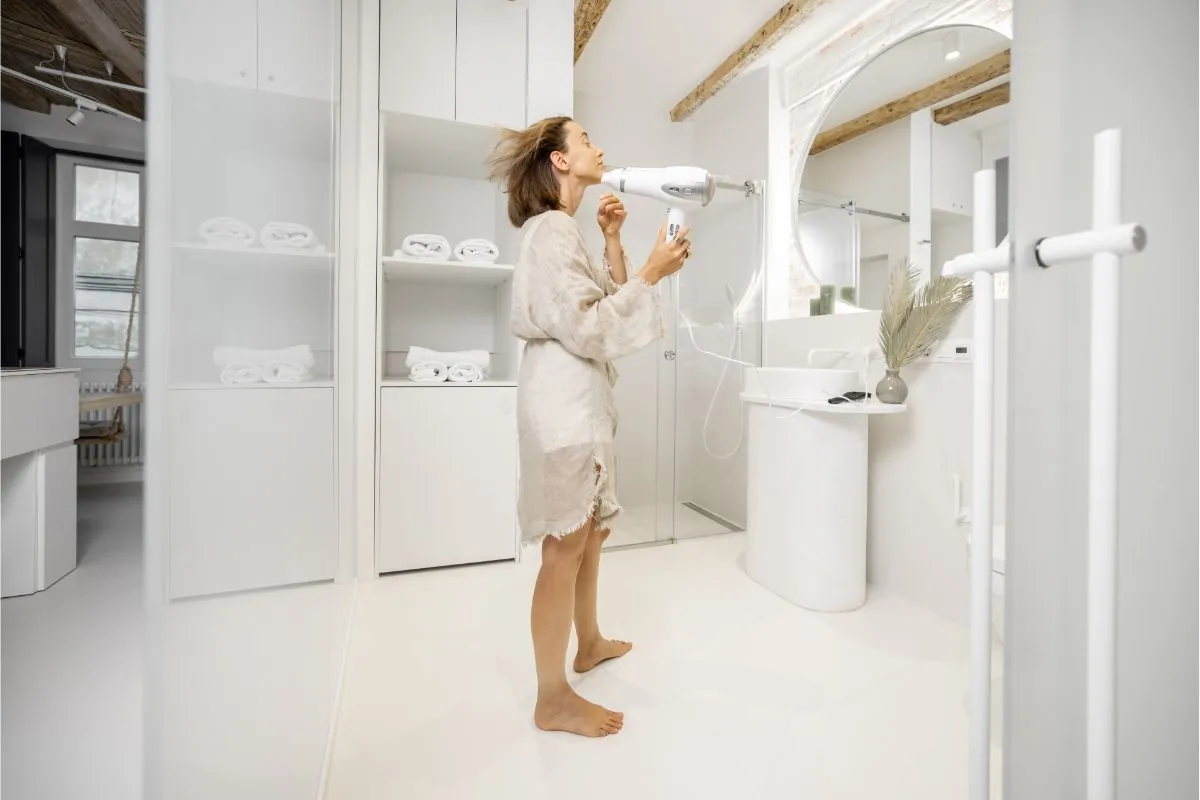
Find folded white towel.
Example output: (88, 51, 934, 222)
(261, 222, 321, 251)
(447, 362, 485, 383)
(400, 234, 452, 261)
(453, 238, 500, 264)
(213, 345, 316, 370)
(199, 217, 256, 248)
(263, 361, 313, 384)
(220, 361, 264, 385)
(408, 362, 448, 383)
(406, 346, 490, 373)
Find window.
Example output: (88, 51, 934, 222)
(56, 156, 144, 367)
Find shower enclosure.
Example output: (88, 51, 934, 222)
(605, 178, 765, 549)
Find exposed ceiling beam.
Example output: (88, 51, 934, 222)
(809, 49, 1011, 155)
(933, 82, 1010, 125)
(670, 0, 832, 122)
(574, 0, 613, 64)
(1, 75, 52, 114)
(43, 0, 144, 84)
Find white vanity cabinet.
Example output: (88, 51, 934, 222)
(168, 0, 336, 101)
(377, 386, 518, 573)
(932, 123, 982, 217)
(380, 0, 571, 127)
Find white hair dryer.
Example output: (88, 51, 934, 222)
(600, 166, 716, 242)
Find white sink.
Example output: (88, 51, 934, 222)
(742, 367, 859, 403)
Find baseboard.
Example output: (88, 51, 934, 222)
(78, 466, 144, 486)
(317, 579, 360, 800)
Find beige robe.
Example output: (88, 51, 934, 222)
(510, 210, 666, 544)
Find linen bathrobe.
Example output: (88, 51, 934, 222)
(511, 210, 666, 544)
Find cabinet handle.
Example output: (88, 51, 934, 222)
(240, 70, 247, 78)
(268, 75, 275, 82)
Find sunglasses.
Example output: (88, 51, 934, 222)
(827, 391, 871, 405)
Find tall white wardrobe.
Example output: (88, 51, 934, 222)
(371, 0, 573, 574)
(149, 0, 574, 599)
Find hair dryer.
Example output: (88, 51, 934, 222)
(600, 166, 716, 242)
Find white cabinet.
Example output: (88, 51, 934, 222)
(1, 445, 78, 598)
(932, 124, 982, 216)
(455, 0, 528, 129)
(526, 0, 574, 124)
(257, 0, 337, 101)
(378, 387, 517, 573)
(167, 0, 336, 100)
(380, 0, 457, 119)
(167, 388, 336, 598)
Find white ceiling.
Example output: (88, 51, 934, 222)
(818, 25, 1011, 131)
(573, 0, 786, 111)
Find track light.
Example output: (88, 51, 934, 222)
(943, 31, 963, 61)
(67, 103, 85, 126)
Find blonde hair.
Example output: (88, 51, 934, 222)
(487, 116, 573, 228)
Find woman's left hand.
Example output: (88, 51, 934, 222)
(597, 193, 626, 238)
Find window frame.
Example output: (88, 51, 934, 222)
(54, 153, 146, 372)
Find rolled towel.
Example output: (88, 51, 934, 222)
(213, 345, 315, 370)
(261, 222, 320, 251)
(408, 362, 448, 383)
(447, 362, 484, 383)
(453, 238, 500, 264)
(399, 234, 451, 261)
(199, 217, 256, 249)
(220, 361, 264, 385)
(263, 361, 313, 384)
(406, 346, 490, 374)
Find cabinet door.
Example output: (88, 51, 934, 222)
(932, 124, 982, 216)
(257, 0, 337, 101)
(378, 387, 517, 573)
(379, 0, 457, 119)
(168, 388, 336, 598)
(526, 0, 573, 124)
(455, 0, 528, 129)
(167, 0, 258, 89)
(39, 444, 77, 590)
(1, 453, 39, 598)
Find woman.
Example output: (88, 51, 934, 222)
(489, 117, 691, 738)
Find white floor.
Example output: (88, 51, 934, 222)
(325, 534, 1004, 799)
(607, 503, 737, 548)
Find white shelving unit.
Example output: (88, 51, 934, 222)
(381, 256, 514, 287)
(161, 0, 341, 598)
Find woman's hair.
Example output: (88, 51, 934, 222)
(487, 116, 573, 228)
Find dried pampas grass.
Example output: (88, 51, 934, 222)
(878, 258, 974, 371)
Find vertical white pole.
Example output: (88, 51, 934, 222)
(1088, 128, 1121, 800)
(969, 169, 997, 800)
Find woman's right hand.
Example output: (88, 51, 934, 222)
(639, 223, 691, 285)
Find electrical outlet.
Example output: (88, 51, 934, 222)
(921, 338, 973, 363)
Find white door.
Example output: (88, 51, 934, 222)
(379, 0, 457, 119)
(1003, 0, 1198, 797)
(257, 0, 337, 101)
(167, 388, 336, 598)
(454, 0, 528, 129)
(377, 387, 517, 572)
(167, 0, 258, 89)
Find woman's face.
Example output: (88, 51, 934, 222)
(556, 120, 605, 184)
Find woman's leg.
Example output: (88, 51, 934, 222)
(531, 520, 624, 737)
(573, 527, 633, 673)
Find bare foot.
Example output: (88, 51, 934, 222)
(573, 638, 634, 673)
(534, 689, 624, 737)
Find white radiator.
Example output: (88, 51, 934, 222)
(78, 380, 145, 468)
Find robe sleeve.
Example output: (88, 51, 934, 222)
(522, 215, 665, 363)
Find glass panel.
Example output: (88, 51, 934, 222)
(73, 237, 139, 357)
(795, 191, 861, 316)
(75, 165, 141, 225)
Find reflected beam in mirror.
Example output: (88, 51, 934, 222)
(574, 0, 613, 63)
(669, 0, 833, 122)
(809, 49, 1010, 155)
(934, 82, 1010, 126)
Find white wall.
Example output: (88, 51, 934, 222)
(1, 102, 144, 160)
(802, 119, 910, 218)
(764, 300, 1009, 625)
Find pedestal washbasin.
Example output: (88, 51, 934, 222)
(740, 366, 905, 612)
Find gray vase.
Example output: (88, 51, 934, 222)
(876, 369, 908, 404)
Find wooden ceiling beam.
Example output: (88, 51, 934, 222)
(574, 0, 613, 64)
(933, 82, 1010, 125)
(670, 0, 832, 123)
(43, 0, 144, 84)
(809, 49, 1011, 155)
(1, 75, 52, 114)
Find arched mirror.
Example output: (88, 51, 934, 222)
(794, 25, 1011, 314)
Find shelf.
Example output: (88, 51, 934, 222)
(173, 243, 335, 262)
(382, 256, 513, 287)
(170, 380, 334, 391)
(380, 378, 516, 388)
(382, 111, 502, 180)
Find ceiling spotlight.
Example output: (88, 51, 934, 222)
(943, 31, 963, 61)
(67, 102, 86, 127)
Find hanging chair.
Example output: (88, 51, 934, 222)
(77, 230, 143, 446)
